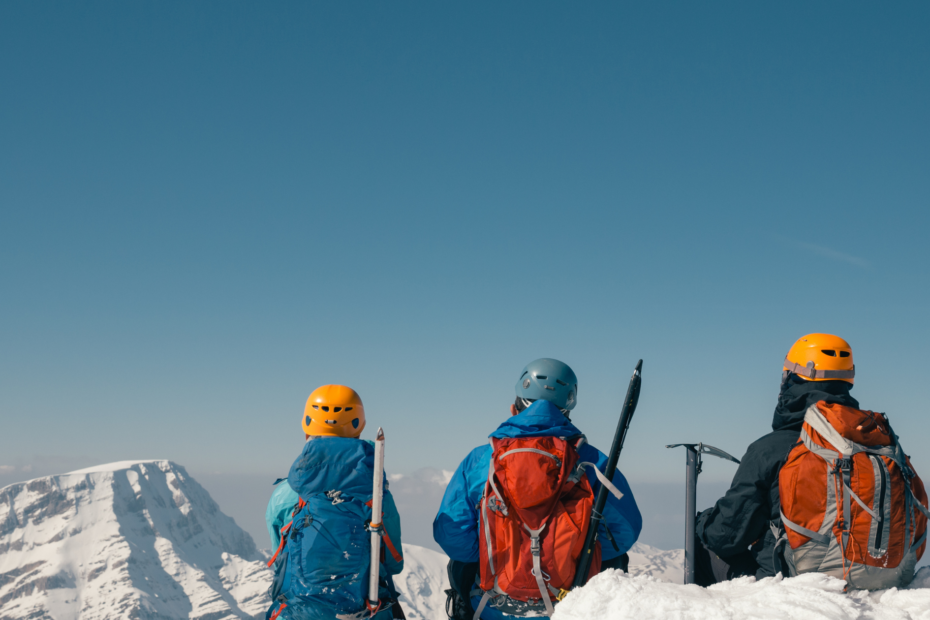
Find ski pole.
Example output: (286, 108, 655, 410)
(572, 359, 643, 590)
(665, 443, 739, 584)
(368, 428, 386, 612)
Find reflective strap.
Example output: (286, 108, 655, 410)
(781, 510, 831, 545)
(784, 357, 855, 381)
(472, 591, 493, 620)
(532, 552, 554, 616)
(908, 485, 930, 520)
(498, 448, 561, 466)
(487, 440, 507, 513)
(481, 497, 495, 576)
(577, 462, 624, 500)
(524, 525, 554, 616)
(837, 468, 851, 553)
(915, 529, 928, 550)
(804, 406, 855, 456)
(844, 483, 878, 519)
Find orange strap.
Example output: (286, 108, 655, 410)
(267, 498, 308, 567)
(268, 522, 292, 567)
(382, 530, 403, 564)
(269, 603, 287, 620)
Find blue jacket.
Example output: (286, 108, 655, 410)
(432, 401, 642, 620)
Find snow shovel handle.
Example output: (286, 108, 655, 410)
(572, 360, 643, 589)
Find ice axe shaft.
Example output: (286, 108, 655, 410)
(572, 359, 643, 590)
(369, 428, 385, 610)
(665, 443, 740, 585)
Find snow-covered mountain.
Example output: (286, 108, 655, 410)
(0, 461, 270, 619)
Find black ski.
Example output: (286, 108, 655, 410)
(571, 359, 643, 590)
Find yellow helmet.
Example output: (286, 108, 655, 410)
(303, 385, 366, 438)
(783, 333, 855, 384)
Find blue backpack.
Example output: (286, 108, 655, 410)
(267, 438, 396, 620)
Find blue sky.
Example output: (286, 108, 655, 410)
(2, 0, 929, 536)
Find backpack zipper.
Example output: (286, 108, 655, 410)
(869, 455, 888, 556)
(498, 448, 561, 467)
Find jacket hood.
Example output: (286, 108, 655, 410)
(490, 400, 582, 439)
(288, 436, 376, 501)
(772, 375, 860, 432)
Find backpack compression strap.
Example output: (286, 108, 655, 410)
(576, 462, 625, 500)
(365, 499, 404, 564)
(783, 358, 855, 381)
(267, 498, 308, 567)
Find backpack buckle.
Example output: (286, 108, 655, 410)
(530, 537, 541, 556)
(835, 457, 853, 472)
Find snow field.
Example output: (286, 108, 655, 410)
(553, 567, 930, 620)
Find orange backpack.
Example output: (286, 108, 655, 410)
(778, 401, 929, 589)
(474, 436, 602, 619)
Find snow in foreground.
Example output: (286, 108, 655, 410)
(554, 566, 930, 620)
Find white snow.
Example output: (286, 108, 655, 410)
(0, 460, 269, 619)
(64, 460, 165, 475)
(626, 542, 684, 583)
(394, 544, 450, 620)
(553, 567, 930, 620)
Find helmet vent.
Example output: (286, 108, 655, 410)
(345, 407, 353, 412)
(322, 406, 330, 412)
(555, 379, 568, 386)
(312, 405, 320, 410)
(333, 407, 342, 412)
(821, 350, 837, 357)
(536, 375, 548, 380)
(840, 351, 851, 358)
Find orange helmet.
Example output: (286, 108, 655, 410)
(783, 333, 855, 384)
(303, 385, 366, 438)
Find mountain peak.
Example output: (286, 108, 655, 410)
(63, 460, 174, 476)
(0, 460, 270, 619)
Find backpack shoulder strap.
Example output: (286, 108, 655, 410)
(267, 497, 307, 567)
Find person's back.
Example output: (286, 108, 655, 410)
(265, 385, 404, 620)
(434, 359, 642, 620)
(696, 334, 928, 588)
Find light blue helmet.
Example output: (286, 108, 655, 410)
(515, 358, 578, 411)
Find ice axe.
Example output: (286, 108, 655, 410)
(367, 428, 406, 619)
(665, 443, 740, 585)
(571, 359, 643, 591)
